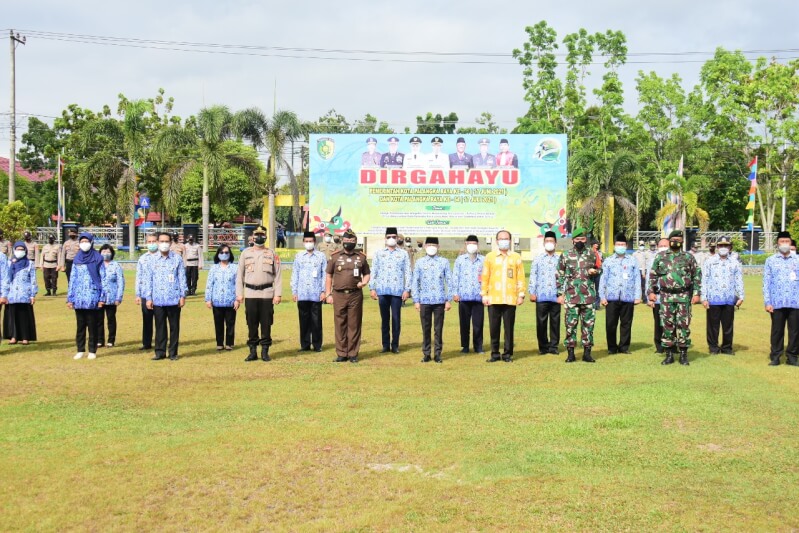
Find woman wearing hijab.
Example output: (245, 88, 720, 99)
(1, 242, 38, 345)
(67, 233, 106, 360)
(98, 244, 124, 348)
(205, 245, 239, 351)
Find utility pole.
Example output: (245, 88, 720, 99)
(9, 30, 25, 203)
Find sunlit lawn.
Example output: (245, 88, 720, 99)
(1, 271, 797, 531)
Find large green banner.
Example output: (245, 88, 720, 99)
(309, 134, 568, 240)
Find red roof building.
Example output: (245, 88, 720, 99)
(0, 157, 54, 183)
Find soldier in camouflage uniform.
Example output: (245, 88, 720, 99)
(648, 230, 701, 366)
(557, 227, 602, 363)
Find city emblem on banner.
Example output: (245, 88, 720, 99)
(317, 137, 335, 160)
(534, 138, 562, 163)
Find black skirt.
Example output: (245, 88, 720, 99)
(4, 303, 37, 341)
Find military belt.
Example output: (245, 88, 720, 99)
(660, 287, 691, 294)
(245, 282, 273, 290)
(334, 288, 358, 294)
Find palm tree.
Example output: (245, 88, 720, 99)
(80, 99, 152, 259)
(655, 174, 710, 233)
(569, 148, 642, 249)
(153, 105, 264, 254)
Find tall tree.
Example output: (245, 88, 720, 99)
(415, 112, 459, 134)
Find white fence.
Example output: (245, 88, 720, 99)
(33, 226, 246, 248)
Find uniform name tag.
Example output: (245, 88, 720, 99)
(312, 270, 318, 278)
(507, 268, 514, 279)
(169, 274, 175, 283)
(623, 273, 629, 280)
(353, 268, 359, 277)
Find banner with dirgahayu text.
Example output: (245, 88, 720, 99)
(309, 134, 568, 239)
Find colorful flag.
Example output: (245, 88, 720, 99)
(745, 157, 758, 230)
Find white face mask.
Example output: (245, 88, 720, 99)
(386, 238, 397, 247)
(638, 246, 645, 251)
(13, 250, 26, 259)
(79, 242, 92, 252)
(158, 242, 171, 253)
(544, 242, 556, 252)
(657, 247, 668, 253)
(425, 246, 437, 256)
(324, 236, 332, 243)
(304, 242, 315, 251)
(718, 247, 729, 257)
(497, 239, 510, 251)
(466, 243, 479, 254)
(779, 245, 791, 254)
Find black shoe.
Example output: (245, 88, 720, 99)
(538, 350, 548, 355)
(392, 348, 400, 354)
(139, 346, 152, 351)
(709, 349, 720, 355)
(679, 348, 689, 366)
(565, 348, 576, 363)
(486, 355, 501, 363)
(608, 349, 618, 355)
(721, 350, 734, 355)
(151, 354, 166, 361)
(349, 356, 359, 363)
(549, 348, 559, 355)
(661, 348, 675, 365)
(314, 347, 322, 352)
(475, 349, 485, 354)
(380, 348, 390, 353)
(769, 357, 781, 366)
(461, 347, 469, 354)
(334, 356, 347, 362)
(434, 357, 442, 364)
(421, 355, 432, 363)
(582, 348, 596, 363)
(620, 350, 632, 354)
(45, 290, 51, 296)
(502, 356, 513, 363)
(245, 347, 258, 362)
(787, 356, 799, 367)
(169, 355, 178, 361)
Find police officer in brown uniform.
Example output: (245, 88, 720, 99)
(318, 230, 341, 261)
(183, 235, 203, 296)
(22, 231, 39, 263)
(170, 233, 185, 258)
(325, 229, 370, 363)
(236, 225, 282, 362)
(60, 229, 80, 282)
(38, 235, 62, 296)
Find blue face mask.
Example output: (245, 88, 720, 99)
(147, 243, 158, 253)
(614, 245, 627, 255)
(219, 253, 230, 261)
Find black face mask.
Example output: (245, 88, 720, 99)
(48, 239, 55, 244)
(574, 241, 585, 251)
(343, 242, 356, 252)
(254, 236, 266, 246)
(670, 242, 682, 251)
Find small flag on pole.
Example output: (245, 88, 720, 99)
(746, 157, 758, 231)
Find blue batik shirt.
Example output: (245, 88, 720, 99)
(763, 253, 799, 309)
(2, 261, 38, 304)
(205, 262, 238, 307)
(291, 250, 327, 301)
(135, 252, 156, 299)
(142, 252, 187, 307)
(101, 261, 125, 305)
(67, 264, 107, 310)
(369, 247, 411, 296)
(528, 252, 560, 303)
(599, 254, 642, 303)
(452, 253, 484, 302)
(411, 255, 452, 304)
(701, 255, 744, 305)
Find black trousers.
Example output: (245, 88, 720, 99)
(141, 300, 155, 348)
(65, 259, 74, 282)
(186, 266, 199, 293)
(653, 304, 664, 352)
(43, 266, 58, 292)
(378, 294, 402, 350)
(606, 300, 634, 352)
(212, 306, 237, 347)
(535, 301, 560, 352)
(297, 300, 322, 350)
(419, 303, 445, 357)
(154, 305, 181, 357)
(245, 298, 274, 348)
(770, 307, 799, 359)
(458, 300, 484, 352)
(97, 304, 118, 345)
(488, 304, 516, 357)
(707, 304, 735, 353)
(75, 308, 101, 353)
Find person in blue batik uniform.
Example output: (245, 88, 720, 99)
(701, 236, 744, 355)
(135, 233, 159, 350)
(369, 227, 411, 354)
(411, 237, 452, 363)
(2, 242, 38, 345)
(67, 233, 106, 360)
(143, 232, 187, 361)
(599, 234, 642, 354)
(291, 232, 327, 352)
(98, 244, 125, 349)
(763, 230, 799, 366)
(205, 245, 239, 351)
(452, 235, 484, 353)
(528, 231, 561, 354)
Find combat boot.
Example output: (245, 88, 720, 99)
(661, 348, 675, 365)
(769, 355, 781, 366)
(261, 346, 271, 362)
(565, 347, 576, 363)
(582, 347, 596, 363)
(244, 346, 258, 362)
(679, 348, 689, 366)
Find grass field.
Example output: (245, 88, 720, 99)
(1, 271, 798, 531)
